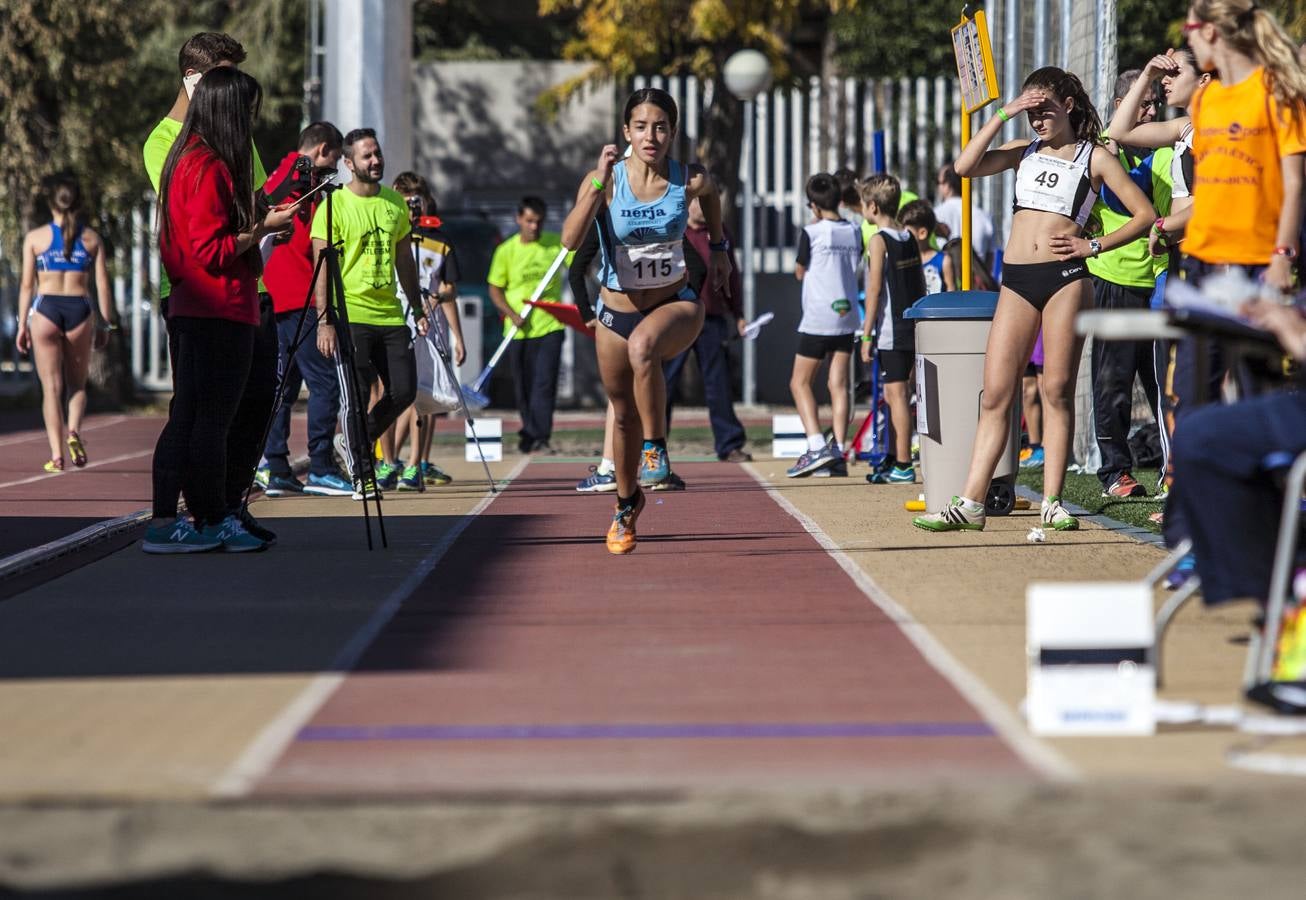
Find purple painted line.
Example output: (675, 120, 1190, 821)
(297, 721, 995, 742)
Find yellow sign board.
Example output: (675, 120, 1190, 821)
(951, 10, 999, 113)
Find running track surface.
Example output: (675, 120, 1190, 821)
(0, 415, 164, 559)
(256, 461, 1029, 795)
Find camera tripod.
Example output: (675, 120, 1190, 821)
(243, 178, 388, 549)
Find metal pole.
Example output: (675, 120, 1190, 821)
(1060, 0, 1073, 69)
(1034, 0, 1048, 70)
(742, 96, 757, 408)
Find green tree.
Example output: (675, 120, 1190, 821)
(0, 0, 306, 401)
(830, 0, 961, 78)
(536, 0, 859, 227)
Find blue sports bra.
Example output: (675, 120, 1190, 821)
(596, 159, 689, 291)
(36, 222, 92, 273)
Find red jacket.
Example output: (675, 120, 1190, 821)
(160, 142, 259, 325)
(262, 151, 320, 315)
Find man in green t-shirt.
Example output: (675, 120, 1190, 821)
(143, 33, 268, 306)
(488, 196, 570, 453)
(141, 32, 279, 543)
(311, 128, 427, 491)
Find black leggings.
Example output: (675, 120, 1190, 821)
(152, 316, 255, 526)
(351, 322, 417, 447)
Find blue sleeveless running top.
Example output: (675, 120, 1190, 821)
(596, 159, 690, 292)
(36, 222, 92, 273)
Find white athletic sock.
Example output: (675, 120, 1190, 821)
(597, 458, 615, 476)
(806, 434, 826, 452)
(958, 496, 984, 511)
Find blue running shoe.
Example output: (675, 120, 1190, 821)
(1165, 553, 1197, 590)
(302, 472, 354, 497)
(786, 440, 839, 478)
(868, 464, 915, 484)
(1019, 446, 1045, 469)
(397, 465, 424, 492)
(375, 462, 399, 491)
(141, 518, 221, 554)
(420, 461, 452, 486)
(264, 472, 305, 497)
(205, 515, 268, 553)
(639, 441, 670, 485)
(577, 465, 618, 493)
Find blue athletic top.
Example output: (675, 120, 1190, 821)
(36, 222, 92, 273)
(596, 159, 689, 291)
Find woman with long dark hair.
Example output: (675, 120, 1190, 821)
(143, 67, 295, 554)
(913, 67, 1153, 533)
(561, 88, 730, 554)
(15, 173, 117, 472)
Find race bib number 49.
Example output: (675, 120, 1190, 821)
(1015, 154, 1084, 218)
(616, 241, 685, 290)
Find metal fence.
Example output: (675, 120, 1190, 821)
(635, 73, 973, 274)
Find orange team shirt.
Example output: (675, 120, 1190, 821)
(1186, 68, 1306, 265)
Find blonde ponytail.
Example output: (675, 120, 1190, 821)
(1250, 7, 1306, 121)
(1193, 0, 1306, 123)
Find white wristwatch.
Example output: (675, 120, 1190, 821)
(1088, 238, 1102, 258)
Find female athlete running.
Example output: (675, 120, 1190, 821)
(561, 88, 730, 554)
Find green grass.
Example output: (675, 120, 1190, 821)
(1017, 466, 1164, 534)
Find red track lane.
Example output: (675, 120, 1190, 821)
(257, 461, 1029, 795)
(0, 415, 166, 559)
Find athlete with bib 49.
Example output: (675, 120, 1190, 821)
(914, 67, 1154, 534)
(561, 88, 730, 555)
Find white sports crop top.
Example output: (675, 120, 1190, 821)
(1012, 140, 1098, 228)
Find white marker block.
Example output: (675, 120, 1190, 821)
(772, 414, 806, 458)
(1026, 581, 1155, 736)
(465, 418, 502, 462)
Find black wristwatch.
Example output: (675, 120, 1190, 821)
(709, 238, 731, 253)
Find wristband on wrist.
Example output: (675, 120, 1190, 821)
(591, 177, 605, 191)
(996, 108, 1011, 123)
(1152, 217, 1166, 234)
(709, 238, 731, 252)
(859, 334, 874, 343)
(1273, 245, 1298, 260)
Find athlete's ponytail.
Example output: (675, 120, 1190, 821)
(1192, 0, 1306, 123)
(1022, 67, 1103, 145)
(41, 172, 84, 261)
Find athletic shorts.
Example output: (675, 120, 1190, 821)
(796, 331, 854, 359)
(1001, 260, 1089, 311)
(877, 348, 914, 383)
(597, 284, 698, 340)
(31, 294, 92, 333)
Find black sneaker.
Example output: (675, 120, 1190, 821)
(237, 507, 277, 546)
(264, 472, 305, 497)
(647, 471, 687, 491)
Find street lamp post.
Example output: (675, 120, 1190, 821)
(723, 50, 772, 408)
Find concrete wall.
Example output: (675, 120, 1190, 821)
(412, 61, 618, 216)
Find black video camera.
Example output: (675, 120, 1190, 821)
(258, 156, 339, 242)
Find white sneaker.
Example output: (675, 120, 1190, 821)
(333, 433, 354, 479)
(912, 496, 986, 532)
(1041, 496, 1080, 531)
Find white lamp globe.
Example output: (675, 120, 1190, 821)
(723, 49, 773, 101)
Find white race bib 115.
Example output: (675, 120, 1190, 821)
(615, 241, 685, 290)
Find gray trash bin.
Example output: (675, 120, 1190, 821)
(906, 290, 1020, 516)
